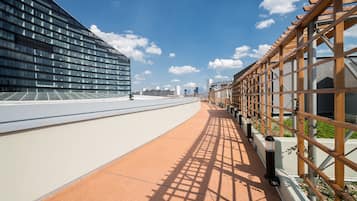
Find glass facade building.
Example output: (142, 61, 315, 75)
(0, 0, 131, 97)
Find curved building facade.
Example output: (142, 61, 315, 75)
(0, 0, 131, 97)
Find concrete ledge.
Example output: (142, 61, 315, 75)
(0, 101, 200, 201)
(235, 114, 357, 201)
(276, 169, 309, 201)
(239, 116, 357, 180)
(0, 97, 198, 134)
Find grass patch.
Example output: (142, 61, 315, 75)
(271, 118, 357, 138)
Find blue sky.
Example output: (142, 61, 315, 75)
(55, 0, 335, 92)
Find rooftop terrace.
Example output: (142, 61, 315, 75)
(43, 103, 280, 201)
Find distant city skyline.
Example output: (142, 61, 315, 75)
(56, 0, 357, 92)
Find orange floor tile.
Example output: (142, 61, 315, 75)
(44, 103, 280, 201)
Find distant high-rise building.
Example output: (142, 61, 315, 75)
(207, 79, 213, 90)
(0, 0, 130, 95)
(133, 89, 174, 97)
(175, 85, 181, 96)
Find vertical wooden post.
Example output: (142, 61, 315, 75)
(261, 64, 266, 135)
(238, 83, 240, 111)
(265, 62, 269, 136)
(279, 46, 285, 137)
(255, 70, 258, 124)
(334, 1, 345, 200)
(267, 59, 272, 135)
(236, 81, 239, 110)
(251, 75, 253, 119)
(252, 73, 255, 123)
(251, 74, 253, 119)
(248, 76, 251, 118)
(243, 78, 248, 118)
(241, 81, 243, 113)
(239, 81, 242, 112)
(254, 72, 256, 122)
(249, 73, 254, 118)
(296, 27, 305, 177)
(291, 60, 296, 137)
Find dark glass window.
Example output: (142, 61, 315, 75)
(0, 0, 130, 95)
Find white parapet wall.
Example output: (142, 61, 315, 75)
(0, 98, 200, 201)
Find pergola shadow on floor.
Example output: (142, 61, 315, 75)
(147, 104, 280, 201)
(44, 103, 280, 201)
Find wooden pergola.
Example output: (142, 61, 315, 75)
(231, 0, 357, 200)
(208, 81, 232, 107)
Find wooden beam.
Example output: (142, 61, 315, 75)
(247, 76, 251, 118)
(292, 20, 300, 25)
(301, 0, 333, 27)
(279, 46, 284, 137)
(304, 4, 316, 12)
(255, 68, 260, 126)
(236, 0, 334, 83)
(311, 0, 356, 4)
(334, 0, 345, 200)
(320, 5, 356, 15)
(309, 0, 319, 4)
(255, 70, 259, 125)
(241, 81, 243, 113)
(260, 64, 266, 135)
(296, 27, 305, 177)
(267, 59, 272, 135)
(238, 82, 241, 111)
(316, 17, 357, 46)
(297, 15, 305, 20)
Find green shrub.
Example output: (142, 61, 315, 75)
(282, 118, 357, 138)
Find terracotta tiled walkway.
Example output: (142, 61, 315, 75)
(44, 103, 280, 201)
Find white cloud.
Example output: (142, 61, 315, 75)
(208, 44, 271, 70)
(145, 42, 162, 55)
(168, 65, 200, 75)
(259, 0, 300, 15)
(124, 30, 134, 34)
(134, 74, 145, 81)
(90, 25, 162, 63)
(163, 84, 172, 88)
(233, 45, 251, 59)
(134, 70, 152, 81)
(132, 80, 141, 85)
(171, 79, 180, 82)
(259, 14, 269, 18)
(256, 18, 275, 29)
(208, 59, 243, 69)
(214, 75, 229, 80)
(250, 44, 271, 58)
(143, 70, 152, 75)
(183, 82, 197, 88)
(169, 52, 176, 58)
(345, 25, 357, 38)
